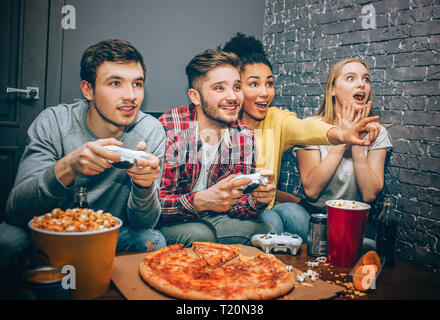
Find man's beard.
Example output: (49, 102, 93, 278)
(199, 93, 238, 126)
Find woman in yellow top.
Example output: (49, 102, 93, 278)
(222, 33, 380, 240)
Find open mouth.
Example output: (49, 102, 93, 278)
(219, 104, 238, 111)
(353, 93, 366, 103)
(117, 106, 136, 111)
(255, 101, 268, 111)
(117, 105, 137, 115)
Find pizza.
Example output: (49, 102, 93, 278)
(138, 242, 295, 300)
(222, 254, 295, 300)
(192, 241, 239, 268)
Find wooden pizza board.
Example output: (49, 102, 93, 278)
(111, 244, 344, 300)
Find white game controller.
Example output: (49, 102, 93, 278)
(103, 145, 150, 169)
(230, 172, 268, 194)
(251, 232, 302, 255)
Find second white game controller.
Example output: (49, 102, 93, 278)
(251, 232, 302, 255)
(103, 145, 150, 169)
(230, 172, 268, 194)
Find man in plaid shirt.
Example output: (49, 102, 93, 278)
(158, 49, 275, 247)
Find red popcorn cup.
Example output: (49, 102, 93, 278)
(326, 200, 370, 269)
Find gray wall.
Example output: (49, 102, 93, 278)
(60, 0, 265, 113)
(264, 0, 440, 275)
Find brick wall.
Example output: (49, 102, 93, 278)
(263, 0, 440, 274)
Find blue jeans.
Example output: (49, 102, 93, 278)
(159, 214, 275, 248)
(261, 203, 310, 241)
(116, 226, 166, 252)
(262, 204, 377, 252)
(0, 222, 31, 299)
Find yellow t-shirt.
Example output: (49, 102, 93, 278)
(255, 107, 335, 209)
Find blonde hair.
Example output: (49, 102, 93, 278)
(316, 58, 373, 124)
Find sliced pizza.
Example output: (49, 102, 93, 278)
(143, 244, 205, 269)
(223, 253, 295, 300)
(140, 263, 227, 300)
(139, 243, 295, 300)
(192, 241, 240, 269)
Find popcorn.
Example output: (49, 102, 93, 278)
(296, 269, 319, 283)
(31, 208, 119, 232)
(327, 199, 370, 210)
(328, 200, 360, 209)
(306, 256, 327, 268)
(306, 261, 319, 267)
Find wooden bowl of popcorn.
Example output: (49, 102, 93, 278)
(28, 208, 122, 300)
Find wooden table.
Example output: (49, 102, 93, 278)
(97, 244, 440, 300)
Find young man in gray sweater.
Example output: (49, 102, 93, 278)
(0, 39, 166, 298)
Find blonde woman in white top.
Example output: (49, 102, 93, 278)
(296, 58, 392, 210)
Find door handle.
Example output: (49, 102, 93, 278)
(6, 87, 39, 100)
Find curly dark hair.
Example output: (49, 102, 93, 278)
(222, 33, 272, 72)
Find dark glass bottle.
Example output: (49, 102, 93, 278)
(376, 198, 397, 269)
(74, 187, 89, 208)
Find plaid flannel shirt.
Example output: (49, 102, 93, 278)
(158, 104, 260, 221)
